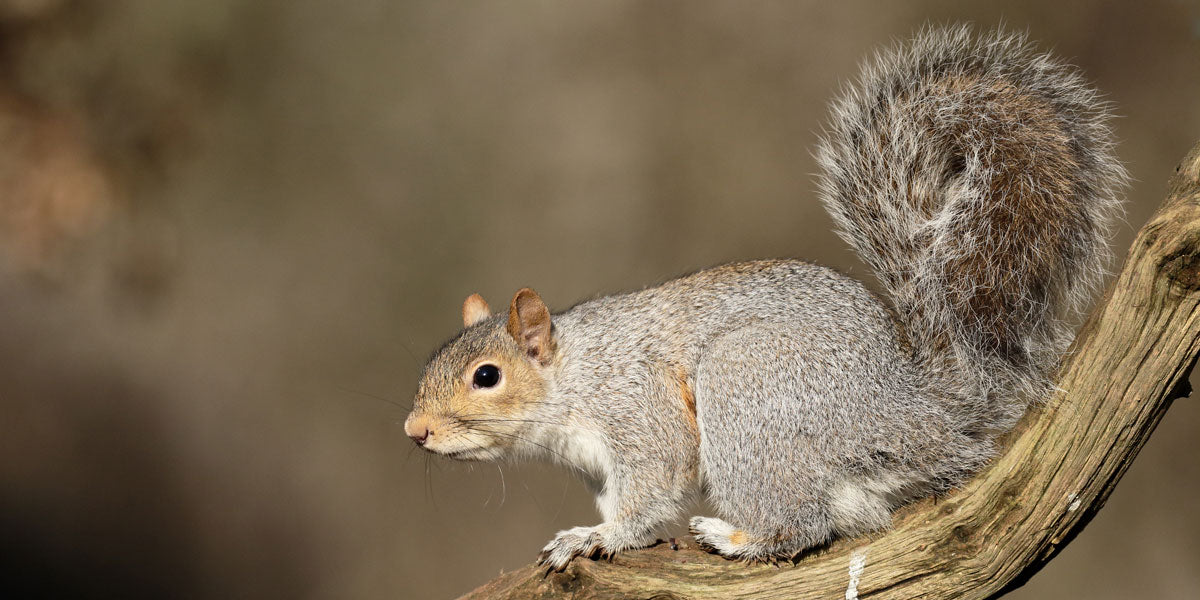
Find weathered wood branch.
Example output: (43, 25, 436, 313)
(460, 141, 1200, 600)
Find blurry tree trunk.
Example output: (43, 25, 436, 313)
(458, 141, 1200, 600)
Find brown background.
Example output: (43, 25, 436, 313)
(0, 1, 1197, 598)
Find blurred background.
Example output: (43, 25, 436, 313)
(0, 1, 1196, 598)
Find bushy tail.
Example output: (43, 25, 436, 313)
(816, 26, 1126, 433)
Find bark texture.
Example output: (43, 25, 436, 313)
(460, 141, 1200, 600)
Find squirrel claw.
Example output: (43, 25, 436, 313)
(537, 526, 606, 572)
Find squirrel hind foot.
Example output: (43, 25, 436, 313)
(689, 516, 777, 563)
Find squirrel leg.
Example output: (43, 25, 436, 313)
(536, 479, 689, 571)
(538, 370, 700, 571)
(690, 324, 850, 562)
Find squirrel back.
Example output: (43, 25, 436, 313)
(816, 26, 1126, 433)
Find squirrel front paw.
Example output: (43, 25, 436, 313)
(536, 524, 655, 571)
(536, 526, 607, 571)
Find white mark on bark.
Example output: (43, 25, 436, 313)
(1067, 492, 1081, 512)
(846, 548, 868, 600)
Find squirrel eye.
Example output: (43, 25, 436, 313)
(472, 364, 501, 388)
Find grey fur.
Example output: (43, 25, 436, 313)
(406, 26, 1126, 569)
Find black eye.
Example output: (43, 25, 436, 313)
(472, 364, 501, 388)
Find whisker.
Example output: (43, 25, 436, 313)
(553, 474, 569, 524)
(467, 425, 591, 478)
(396, 332, 423, 369)
(457, 416, 595, 430)
(340, 386, 412, 411)
(495, 463, 507, 508)
(424, 452, 433, 506)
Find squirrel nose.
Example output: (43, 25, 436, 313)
(410, 427, 429, 445)
(404, 414, 431, 446)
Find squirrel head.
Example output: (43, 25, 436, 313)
(405, 288, 557, 460)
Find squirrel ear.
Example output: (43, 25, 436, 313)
(462, 293, 491, 327)
(506, 288, 555, 365)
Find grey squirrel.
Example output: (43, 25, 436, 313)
(405, 26, 1126, 569)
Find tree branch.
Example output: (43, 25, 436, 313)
(460, 141, 1200, 600)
